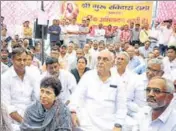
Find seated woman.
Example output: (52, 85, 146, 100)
(71, 56, 90, 83)
(20, 76, 72, 131)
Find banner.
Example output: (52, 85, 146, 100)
(61, 1, 153, 27)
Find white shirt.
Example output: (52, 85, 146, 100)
(69, 70, 127, 131)
(111, 67, 147, 117)
(1, 66, 40, 115)
(60, 25, 67, 41)
(66, 24, 79, 38)
(168, 33, 176, 47)
(137, 106, 176, 131)
(1, 66, 40, 130)
(158, 26, 173, 45)
(94, 28, 105, 41)
(41, 69, 77, 103)
(162, 57, 176, 74)
(89, 48, 99, 69)
(66, 51, 77, 71)
(1, 62, 9, 74)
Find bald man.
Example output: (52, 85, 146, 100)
(69, 50, 127, 131)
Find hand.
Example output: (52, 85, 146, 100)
(52, 31, 58, 34)
(71, 113, 80, 127)
(113, 127, 121, 131)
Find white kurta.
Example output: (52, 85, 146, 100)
(69, 70, 127, 131)
(111, 67, 147, 118)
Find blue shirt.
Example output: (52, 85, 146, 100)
(127, 56, 141, 71)
(48, 25, 61, 42)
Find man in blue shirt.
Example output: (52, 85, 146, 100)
(48, 19, 61, 48)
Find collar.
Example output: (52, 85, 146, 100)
(11, 66, 20, 77)
(157, 105, 173, 123)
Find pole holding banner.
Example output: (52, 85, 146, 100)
(38, 1, 48, 65)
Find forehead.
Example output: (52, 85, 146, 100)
(76, 50, 83, 53)
(168, 49, 176, 53)
(148, 63, 161, 69)
(14, 52, 26, 58)
(40, 87, 54, 92)
(148, 78, 166, 90)
(98, 51, 111, 58)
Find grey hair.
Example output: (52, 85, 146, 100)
(98, 50, 114, 62)
(147, 58, 164, 71)
(151, 77, 175, 94)
(165, 79, 175, 93)
(117, 51, 130, 63)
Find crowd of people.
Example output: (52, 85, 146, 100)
(1, 14, 176, 131)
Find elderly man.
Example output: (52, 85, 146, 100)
(69, 50, 127, 131)
(140, 58, 164, 87)
(111, 52, 146, 127)
(1, 47, 40, 131)
(137, 77, 176, 131)
(41, 57, 77, 105)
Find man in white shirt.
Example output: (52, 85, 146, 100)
(66, 18, 79, 45)
(111, 52, 146, 123)
(69, 50, 127, 131)
(94, 23, 106, 42)
(1, 47, 40, 131)
(137, 77, 176, 131)
(41, 57, 77, 105)
(158, 20, 173, 56)
(148, 21, 160, 49)
(162, 46, 176, 75)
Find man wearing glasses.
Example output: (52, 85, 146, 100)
(137, 77, 176, 131)
(69, 50, 127, 131)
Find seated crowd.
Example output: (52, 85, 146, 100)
(1, 15, 176, 131)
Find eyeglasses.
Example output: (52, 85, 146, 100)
(97, 56, 110, 62)
(146, 67, 161, 73)
(116, 57, 125, 60)
(145, 87, 170, 95)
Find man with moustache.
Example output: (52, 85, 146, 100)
(41, 57, 77, 105)
(137, 77, 176, 131)
(1, 47, 40, 131)
(69, 50, 127, 131)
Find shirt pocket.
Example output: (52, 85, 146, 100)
(103, 87, 117, 102)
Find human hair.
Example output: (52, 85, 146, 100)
(51, 46, 59, 52)
(144, 40, 151, 44)
(147, 58, 164, 71)
(98, 50, 114, 62)
(40, 76, 62, 96)
(1, 48, 9, 54)
(150, 76, 175, 94)
(98, 41, 105, 46)
(11, 47, 26, 59)
(135, 23, 140, 26)
(77, 56, 87, 65)
(118, 51, 130, 63)
(167, 46, 176, 53)
(26, 50, 34, 59)
(153, 47, 160, 52)
(45, 57, 58, 66)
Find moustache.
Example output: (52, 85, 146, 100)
(147, 97, 156, 102)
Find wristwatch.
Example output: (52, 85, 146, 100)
(114, 123, 122, 128)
